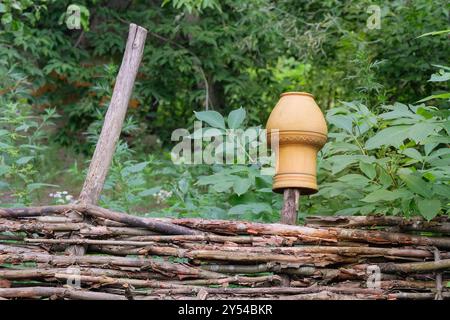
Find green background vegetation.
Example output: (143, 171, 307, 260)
(0, 0, 449, 222)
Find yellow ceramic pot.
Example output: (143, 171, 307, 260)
(266, 92, 327, 195)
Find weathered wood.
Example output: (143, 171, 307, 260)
(379, 259, 450, 273)
(0, 287, 126, 300)
(67, 24, 148, 257)
(0, 219, 157, 236)
(434, 247, 443, 300)
(390, 292, 450, 300)
(0, 267, 164, 280)
(168, 218, 450, 249)
(3, 205, 450, 248)
(84, 205, 201, 235)
(0, 252, 224, 279)
(281, 188, 299, 225)
(0, 205, 74, 218)
(306, 215, 450, 233)
(79, 24, 148, 204)
(54, 273, 281, 288)
(2, 201, 450, 300)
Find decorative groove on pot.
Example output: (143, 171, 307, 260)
(267, 130, 327, 147)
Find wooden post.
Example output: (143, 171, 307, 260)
(66, 24, 147, 256)
(281, 189, 300, 225)
(79, 24, 147, 204)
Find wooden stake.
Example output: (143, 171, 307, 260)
(66, 24, 147, 256)
(79, 24, 147, 204)
(281, 188, 300, 225)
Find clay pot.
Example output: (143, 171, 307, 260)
(266, 92, 327, 195)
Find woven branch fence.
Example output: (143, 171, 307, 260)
(1, 24, 448, 300)
(0, 205, 449, 300)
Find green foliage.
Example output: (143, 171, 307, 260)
(0, 67, 59, 206)
(162, 0, 222, 13)
(2, 0, 447, 148)
(0, 1, 448, 222)
(146, 107, 281, 221)
(310, 100, 449, 220)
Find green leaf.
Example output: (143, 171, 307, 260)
(417, 92, 450, 103)
(399, 174, 433, 198)
(359, 161, 377, 179)
(335, 207, 361, 215)
(194, 111, 226, 129)
(138, 187, 161, 197)
(326, 114, 353, 133)
(123, 162, 149, 174)
(379, 103, 416, 120)
(0, 181, 9, 190)
(0, 165, 10, 177)
(27, 183, 58, 192)
(408, 122, 439, 144)
(379, 169, 393, 187)
(197, 174, 222, 186)
(433, 184, 450, 198)
(16, 156, 34, 165)
(429, 72, 450, 82)
(362, 189, 400, 203)
(365, 126, 410, 149)
(127, 176, 145, 187)
(328, 155, 361, 174)
(337, 174, 370, 187)
(417, 199, 441, 221)
(229, 203, 272, 215)
(1, 13, 12, 25)
(233, 178, 252, 196)
(178, 179, 189, 194)
(402, 148, 423, 161)
(212, 180, 233, 192)
(227, 107, 246, 129)
(417, 29, 450, 38)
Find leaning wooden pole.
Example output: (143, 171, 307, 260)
(79, 24, 148, 204)
(65, 24, 147, 255)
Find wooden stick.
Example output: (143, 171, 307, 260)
(434, 247, 443, 300)
(79, 24, 148, 204)
(306, 215, 450, 233)
(281, 189, 299, 225)
(0, 205, 74, 218)
(132, 285, 383, 296)
(0, 287, 126, 300)
(0, 252, 224, 279)
(0, 267, 165, 280)
(0, 219, 157, 236)
(390, 292, 450, 300)
(84, 205, 201, 235)
(68, 24, 148, 256)
(379, 258, 450, 273)
(54, 273, 281, 288)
